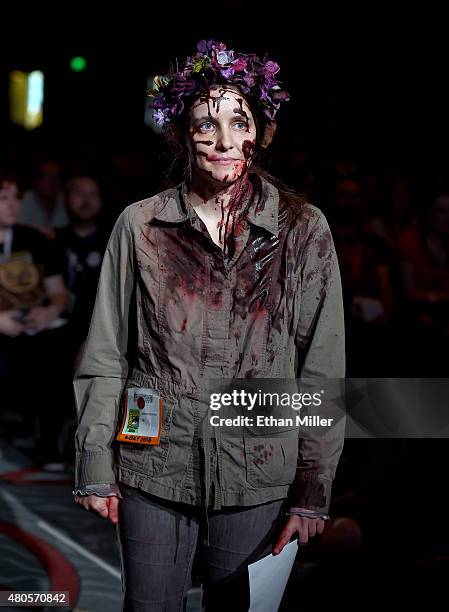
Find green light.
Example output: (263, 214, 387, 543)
(70, 57, 87, 72)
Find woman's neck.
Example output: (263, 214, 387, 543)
(187, 172, 254, 257)
(187, 172, 253, 218)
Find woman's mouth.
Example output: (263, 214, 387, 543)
(207, 157, 239, 166)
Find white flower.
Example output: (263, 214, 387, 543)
(216, 50, 234, 66)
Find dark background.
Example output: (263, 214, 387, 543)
(2, 6, 449, 189)
(1, 5, 449, 606)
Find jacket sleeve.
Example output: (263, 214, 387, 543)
(289, 209, 346, 514)
(73, 206, 135, 487)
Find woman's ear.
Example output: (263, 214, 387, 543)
(261, 121, 277, 149)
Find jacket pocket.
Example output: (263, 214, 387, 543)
(115, 387, 196, 488)
(244, 433, 298, 488)
(115, 386, 174, 477)
(116, 437, 170, 477)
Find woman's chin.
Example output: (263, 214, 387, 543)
(202, 169, 239, 186)
(217, 174, 239, 185)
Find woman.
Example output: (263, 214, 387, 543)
(73, 40, 346, 611)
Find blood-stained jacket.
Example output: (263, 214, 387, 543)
(73, 174, 346, 513)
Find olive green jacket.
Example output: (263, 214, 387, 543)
(73, 175, 345, 513)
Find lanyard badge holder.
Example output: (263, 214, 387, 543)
(116, 388, 162, 445)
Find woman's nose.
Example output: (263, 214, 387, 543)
(215, 128, 233, 151)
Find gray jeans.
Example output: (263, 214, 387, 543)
(116, 483, 287, 612)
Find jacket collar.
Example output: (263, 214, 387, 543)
(152, 175, 279, 237)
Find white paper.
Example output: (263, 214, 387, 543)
(248, 539, 299, 612)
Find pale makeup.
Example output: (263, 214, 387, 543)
(186, 85, 257, 186)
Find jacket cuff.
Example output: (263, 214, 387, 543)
(72, 483, 123, 498)
(288, 470, 332, 514)
(75, 450, 117, 487)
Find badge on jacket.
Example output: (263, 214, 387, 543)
(116, 388, 162, 444)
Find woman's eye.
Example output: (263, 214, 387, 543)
(233, 121, 248, 130)
(198, 122, 214, 132)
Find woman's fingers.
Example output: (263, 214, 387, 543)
(89, 497, 109, 518)
(273, 516, 326, 555)
(273, 516, 304, 555)
(74, 494, 118, 522)
(107, 496, 120, 524)
(308, 521, 317, 538)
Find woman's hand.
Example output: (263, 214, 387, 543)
(74, 494, 119, 525)
(273, 514, 325, 555)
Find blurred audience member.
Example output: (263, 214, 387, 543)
(0, 169, 69, 465)
(18, 159, 68, 238)
(55, 176, 109, 347)
(397, 192, 449, 374)
(0, 170, 68, 335)
(331, 178, 396, 374)
(399, 192, 449, 306)
(367, 177, 416, 251)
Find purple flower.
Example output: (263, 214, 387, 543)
(170, 98, 184, 115)
(221, 66, 235, 79)
(197, 40, 217, 55)
(153, 108, 169, 125)
(263, 61, 280, 77)
(242, 72, 256, 88)
(150, 40, 289, 125)
(152, 96, 165, 110)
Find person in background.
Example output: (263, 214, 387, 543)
(0, 169, 69, 466)
(366, 176, 416, 252)
(55, 175, 109, 355)
(399, 192, 449, 306)
(398, 192, 449, 374)
(18, 159, 68, 238)
(331, 178, 395, 375)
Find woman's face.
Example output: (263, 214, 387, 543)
(186, 85, 257, 185)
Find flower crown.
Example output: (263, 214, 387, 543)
(148, 39, 290, 127)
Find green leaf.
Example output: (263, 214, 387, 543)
(193, 57, 211, 73)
